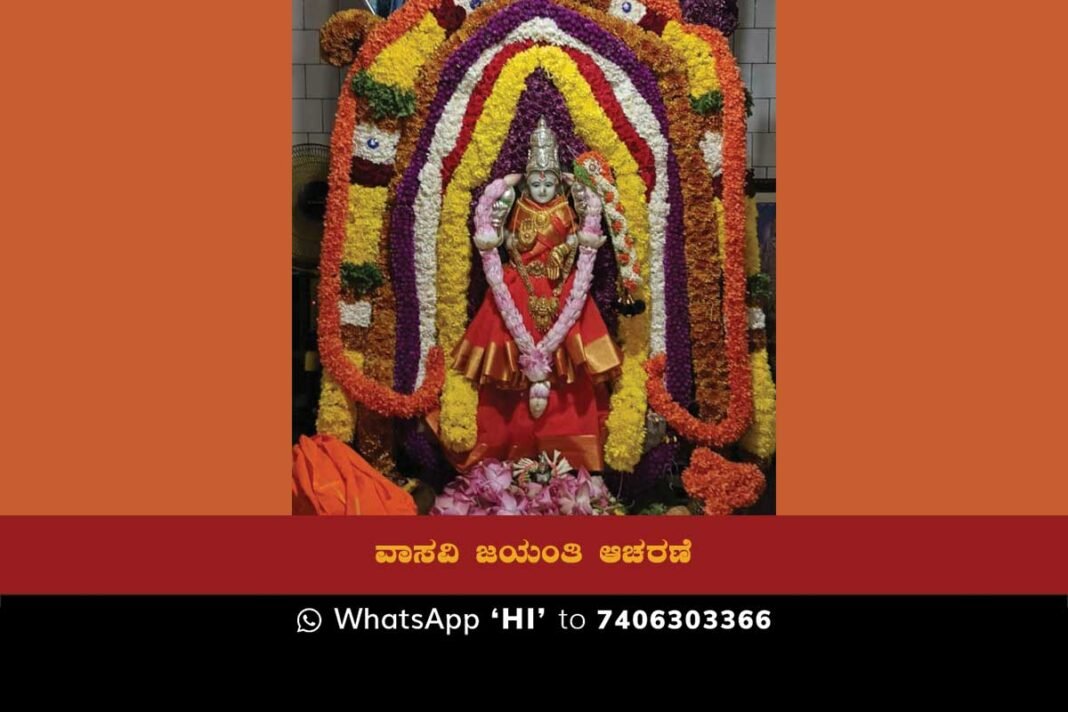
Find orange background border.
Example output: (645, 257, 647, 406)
(0, 1, 1065, 514)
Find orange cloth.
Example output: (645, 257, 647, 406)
(292, 434, 417, 515)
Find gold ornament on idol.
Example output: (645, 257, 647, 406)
(507, 117, 576, 333)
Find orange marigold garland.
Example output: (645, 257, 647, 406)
(319, 8, 383, 67)
(681, 447, 765, 515)
(644, 21, 752, 442)
(669, 94, 728, 420)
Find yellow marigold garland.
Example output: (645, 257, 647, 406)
(435, 45, 652, 468)
(367, 12, 447, 90)
(740, 347, 776, 459)
(344, 185, 388, 264)
(319, 173, 387, 444)
(662, 20, 720, 98)
(316, 350, 365, 441)
(740, 195, 775, 458)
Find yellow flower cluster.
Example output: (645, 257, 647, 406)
(740, 348, 776, 458)
(318, 185, 387, 441)
(344, 185, 388, 264)
(739, 196, 775, 458)
(366, 13, 447, 90)
(316, 350, 365, 441)
(662, 20, 720, 98)
(436, 46, 651, 469)
(713, 196, 727, 261)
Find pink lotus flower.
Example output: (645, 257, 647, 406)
(491, 491, 528, 516)
(432, 452, 621, 516)
(432, 493, 471, 516)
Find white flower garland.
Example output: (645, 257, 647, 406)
(699, 130, 724, 178)
(340, 301, 373, 328)
(608, 0, 648, 24)
(747, 306, 765, 331)
(352, 122, 400, 164)
(474, 179, 604, 417)
(409, 18, 672, 383)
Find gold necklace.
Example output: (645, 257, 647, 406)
(508, 242, 577, 333)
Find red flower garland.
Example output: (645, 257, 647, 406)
(681, 447, 765, 515)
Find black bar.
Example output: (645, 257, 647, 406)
(1, 595, 1063, 651)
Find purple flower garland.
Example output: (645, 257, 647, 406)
(467, 69, 590, 319)
(391, 0, 693, 400)
(680, 0, 739, 37)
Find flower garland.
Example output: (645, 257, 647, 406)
(689, 89, 722, 115)
(355, 223, 403, 474)
(321, 0, 760, 479)
(316, 350, 364, 442)
(740, 348, 776, 459)
(387, 0, 647, 396)
(644, 21, 752, 443)
(318, 137, 392, 444)
(343, 185, 388, 264)
(680, 0, 737, 36)
(340, 261, 384, 296)
(704, 197, 732, 416)
(355, 0, 455, 69)
(653, 31, 704, 411)
(317, 52, 446, 421)
(646, 352, 745, 446)
(351, 70, 417, 120)
(739, 193, 776, 459)
(427, 43, 654, 457)
(662, 20, 720, 97)
(318, 8, 383, 67)
(573, 150, 642, 296)
(480, 70, 621, 342)
(675, 108, 726, 421)
(343, 137, 399, 470)
(433, 451, 624, 515)
(365, 12, 447, 89)
(681, 447, 764, 515)
(473, 176, 604, 417)
(395, 13, 674, 394)
(386, 0, 697, 469)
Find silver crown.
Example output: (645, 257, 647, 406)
(526, 116, 561, 176)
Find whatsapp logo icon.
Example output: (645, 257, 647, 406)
(296, 608, 322, 633)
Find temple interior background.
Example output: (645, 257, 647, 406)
(292, 0, 777, 514)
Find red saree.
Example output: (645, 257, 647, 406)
(448, 193, 623, 471)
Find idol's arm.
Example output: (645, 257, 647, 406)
(473, 175, 520, 252)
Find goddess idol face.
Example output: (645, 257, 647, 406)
(526, 170, 559, 204)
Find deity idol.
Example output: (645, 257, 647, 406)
(450, 117, 623, 471)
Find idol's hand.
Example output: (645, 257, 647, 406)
(474, 177, 517, 251)
(490, 188, 514, 231)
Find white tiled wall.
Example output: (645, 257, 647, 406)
(293, 0, 776, 180)
(733, 0, 776, 179)
(293, 0, 364, 145)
